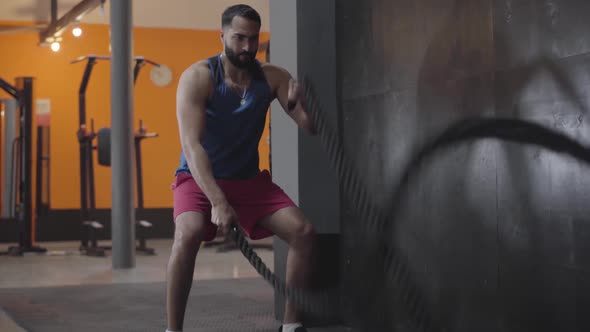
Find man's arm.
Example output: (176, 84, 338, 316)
(176, 63, 228, 206)
(270, 65, 317, 135)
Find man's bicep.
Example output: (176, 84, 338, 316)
(268, 65, 292, 111)
(177, 100, 205, 148)
(176, 68, 209, 147)
(274, 68, 306, 122)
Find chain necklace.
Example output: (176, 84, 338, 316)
(240, 85, 247, 105)
(221, 53, 249, 106)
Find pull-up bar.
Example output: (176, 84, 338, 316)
(70, 50, 161, 258)
(71, 54, 161, 126)
(70, 54, 112, 64)
(70, 54, 161, 66)
(134, 56, 161, 67)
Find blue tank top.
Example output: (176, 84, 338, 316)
(175, 54, 272, 179)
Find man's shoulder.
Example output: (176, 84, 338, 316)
(259, 61, 282, 74)
(259, 62, 290, 82)
(187, 59, 212, 73)
(180, 59, 212, 82)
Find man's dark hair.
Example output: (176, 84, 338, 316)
(221, 4, 261, 28)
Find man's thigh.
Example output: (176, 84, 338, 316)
(228, 170, 298, 240)
(172, 172, 216, 241)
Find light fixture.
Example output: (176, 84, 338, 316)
(49, 37, 62, 52)
(38, 0, 105, 46)
(50, 41, 61, 52)
(72, 26, 82, 37)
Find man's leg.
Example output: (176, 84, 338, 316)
(166, 211, 209, 331)
(258, 207, 316, 324)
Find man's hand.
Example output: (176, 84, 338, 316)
(211, 201, 238, 235)
(269, 64, 315, 135)
(286, 77, 316, 135)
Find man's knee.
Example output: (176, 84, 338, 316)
(172, 211, 209, 253)
(291, 221, 316, 247)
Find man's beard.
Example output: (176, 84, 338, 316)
(224, 46, 257, 69)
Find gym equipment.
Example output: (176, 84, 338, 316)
(0, 77, 47, 256)
(71, 55, 160, 257)
(35, 121, 51, 221)
(1, 99, 17, 219)
(96, 119, 158, 255)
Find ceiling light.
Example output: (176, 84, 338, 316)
(72, 26, 82, 37)
(50, 41, 61, 52)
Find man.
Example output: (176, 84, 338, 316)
(167, 4, 317, 332)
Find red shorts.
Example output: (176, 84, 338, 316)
(171, 170, 296, 241)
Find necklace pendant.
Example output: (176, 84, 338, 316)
(240, 98, 246, 105)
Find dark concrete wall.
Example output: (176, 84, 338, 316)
(294, 0, 343, 326)
(297, 0, 590, 331)
(269, 0, 300, 322)
(297, 0, 341, 236)
(270, 0, 342, 324)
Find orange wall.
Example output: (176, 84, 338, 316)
(0, 22, 271, 210)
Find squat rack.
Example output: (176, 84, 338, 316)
(0, 77, 47, 256)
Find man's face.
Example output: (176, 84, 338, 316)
(222, 16, 260, 69)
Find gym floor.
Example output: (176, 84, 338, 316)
(0, 239, 352, 332)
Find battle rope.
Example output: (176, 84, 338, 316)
(230, 76, 590, 332)
(228, 76, 444, 331)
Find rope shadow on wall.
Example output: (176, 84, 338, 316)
(410, 1, 590, 330)
(233, 2, 590, 329)
(231, 75, 590, 332)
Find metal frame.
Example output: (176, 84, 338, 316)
(0, 78, 18, 99)
(35, 125, 51, 219)
(133, 120, 158, 254)
(73, 55, 107, 255)
(0, 77, 47, 256)
(72, 55, 160, 256)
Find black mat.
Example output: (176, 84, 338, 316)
(0, 278, 278, 332)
